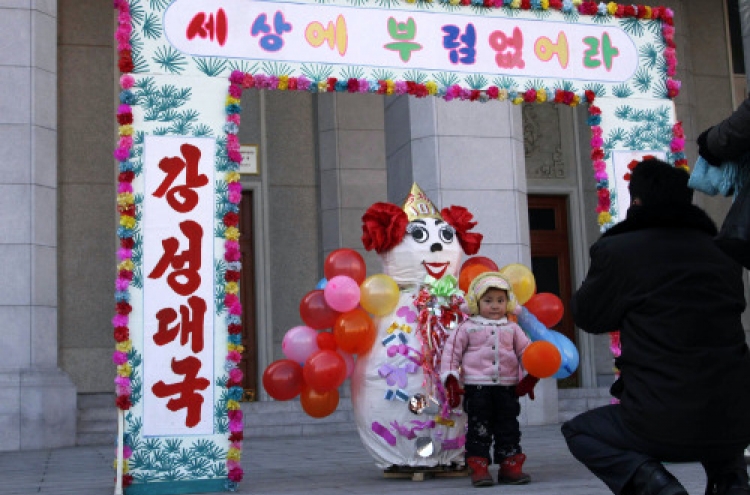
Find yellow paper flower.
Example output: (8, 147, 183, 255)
(541, 0, 549, 9)
(116, 340, 132, 353)
(512, 96, 524, 105)
(278, 75, 289, 91)
(112, 459, 129, 471)
(117, 363, 132, 377)
(117, 193, 134, 207)
(386, 80, 395, 95)
(118, 124, 133, 136)
(607, 2, 617, 14)
(536, 88, 547, 103)
(570, 94, 581, 107)
(225, 281, 239, 295)
(510, 0, 521, 7)
(642, 6, 652, 18)
(426, 81, 438, 95)
(318, 81, 327, 93)
(498, 89, 508, 101)
(228, 344, 245, 353)
(118, 259, 134, 272)
(449, 0, 460, 5)
(598, 212, 612, 225)
(227, 448, 241, 461)
(226, 96, 241, 106)
(226, 171, 240, 183)
(227, 399, 241, 410)
(119, 215, 136, 229)
(225, 226, 240, 241)
(572, 0, 582, 5)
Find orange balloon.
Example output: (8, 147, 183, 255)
(333, 308, 376, 355)
(300, 386, 339, 418)
(522, 341, 562, 379)
(460, 256, 499, 273)
(459, 263, 492, 293)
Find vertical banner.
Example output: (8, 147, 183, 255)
(143, 136, 215, 437)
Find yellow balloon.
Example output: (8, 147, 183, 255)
(359, 274, 400, 316)
(499, 263, 536, 305)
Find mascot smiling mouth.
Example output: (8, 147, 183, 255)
(422, 261, 450, 279)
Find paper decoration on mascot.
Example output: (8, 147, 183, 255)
(351, 183, 483, 469)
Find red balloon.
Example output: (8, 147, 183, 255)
(333, 308, 376, 355)
(525, 293, 565, 328)
(458, 263, 493, 293)
(303, 349, 347, 393)
(262, 359, 303, 401)
(299, 290, 339, 330)
(324, 249, 367, 285)
(460, 256, 499, 273)
(316, 331, 338, 351)
(300, 386, 339, 418)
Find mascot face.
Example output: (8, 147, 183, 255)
(382, 218, 462, 285)
(361, 183, 482, 287)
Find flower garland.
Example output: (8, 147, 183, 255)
(113, 0, 134, 488)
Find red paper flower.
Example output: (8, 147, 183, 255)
(117, 113, 133, 125)
(441, 206, 483, 256)
(225, 270, 241, 282)
(361, 202, 408, 254)
(114, 326, 130, 342)
(120, 237, 134, 249)
(116, 395, 132, 410)
(223, 212, 239, 227)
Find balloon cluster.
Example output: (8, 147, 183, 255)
(262, 249, 400, 418)
(458, 257, 580, 380)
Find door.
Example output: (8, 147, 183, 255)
(239, 190, 258, 400)
(527, 195, 578, 387)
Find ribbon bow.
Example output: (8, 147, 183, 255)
(378, 362, 418, 388)
(423, 274, 461, 299)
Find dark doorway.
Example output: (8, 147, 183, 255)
(239, 190, 258, 400)
(527, 194, 578, 387)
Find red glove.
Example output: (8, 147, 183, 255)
(444, 375, 464, 408)
(515, 375, 540, 400)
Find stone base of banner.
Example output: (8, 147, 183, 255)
(125, 478, 229, 495)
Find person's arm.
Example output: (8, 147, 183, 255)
(698, 97, 750, 164)
(570, 242, 627, 334)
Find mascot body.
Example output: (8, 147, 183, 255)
(351, 184, 483, 470)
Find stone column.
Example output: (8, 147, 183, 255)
(0, 2, 76, 451)
(384, 95, 558, 425)
(317, 92, 388, 272)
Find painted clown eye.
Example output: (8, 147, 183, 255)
(406, 223, 429, 243)
(438, 224, 455, 244)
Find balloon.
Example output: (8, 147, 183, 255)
(525, 293, 565, 328)
(323, 275, 361, 313)
(459, 263, 493, 293)
(547, 331, 580, 379)
(334, 308, 376, 355)
(282, 325, 319, 363)
(337, 349, 355, 378)
(300, 386, 339, 418)
(303, 349, 347, 393)
(316, 331, 337, 351)
(499, 263, 536, 305)
(460, 256, 499, 273)
(315, 277, 328, 290)
(299, 290, 339, 330)
(262, 359, 303, 401)
(324, 248, 367, 285)
(516, 306, 551, 342)
(359, 274, 400, 316)
(521, 340, 562, 379)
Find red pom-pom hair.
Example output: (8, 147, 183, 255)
(361, 202, 409, 254)
(441, 206, 483, 255)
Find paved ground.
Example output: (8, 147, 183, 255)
(0, 424, 710, 495)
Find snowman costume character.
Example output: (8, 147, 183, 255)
(351, 184, 483, 470)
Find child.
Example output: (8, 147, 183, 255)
(441, 271, 539, 487)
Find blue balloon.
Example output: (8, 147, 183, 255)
(547, 330, 580, 379)
(517, 306, 551, 342)
(315, 277, 328, 290)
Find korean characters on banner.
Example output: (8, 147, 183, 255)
(142, 135, 216, 437)
(165, 0, 639, 85)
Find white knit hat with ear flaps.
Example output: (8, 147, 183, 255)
(466, 271, 517, 316)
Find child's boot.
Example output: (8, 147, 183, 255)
(498, 453, 531, 484)
(466, 456, 494, 487)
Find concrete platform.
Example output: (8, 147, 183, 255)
(0, 424, 710, 495)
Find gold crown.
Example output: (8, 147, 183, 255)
(402, 183, 442, 222)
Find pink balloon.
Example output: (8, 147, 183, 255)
(337, 349, 355, 378)
(282, 325, 319, 363)
(323, 275, 361, 313)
